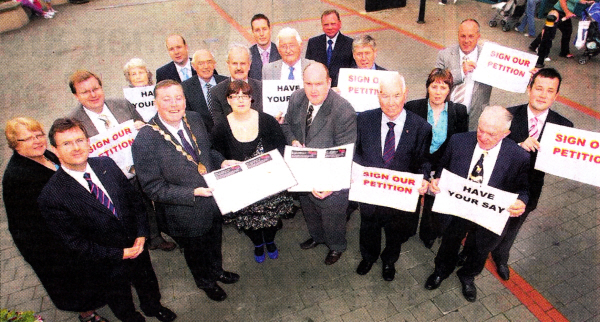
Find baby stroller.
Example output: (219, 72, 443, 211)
(489, 0, 527, 32)
(578, 2, 600, 64)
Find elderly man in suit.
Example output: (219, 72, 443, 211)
(263, 27, 314, 81)
(156, 34, 196, 83)
(424, 106, 530, 302)
(210, 43, 263, 125)
(282, 62, 357, 265)
(351, 34, 386, 70)
(38, 118, 176, 322)
(354, 73, 432, 281)
(132, 80, 240, 302)
(436, 19, 492, 130)
(248, 14, 282, 80)
(305, 9, 354, 87)
(181, 49, 228, 133)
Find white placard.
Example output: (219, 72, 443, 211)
(203, 149, 297, 214)
(262, 80, 303, 117)
(432, 169, 517, 235)
(88, 120, 138, 179)
(535, 123, 600, 187)
(349, 163, 423, 212)
(123, 85, 157, 122)
(284, 143, 354, 192)
(472, 42, 538, 93)
(337, 68, 399, 112)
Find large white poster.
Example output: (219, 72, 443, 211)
(123, 85, 156, 122)
(262, 80, 303, 117)
(88, 120, 138, 179)
(337, 68, 398, 112)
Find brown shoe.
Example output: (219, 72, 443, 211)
(324, 250, 342, 265)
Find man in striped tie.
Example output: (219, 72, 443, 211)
(38, 118, 176, 322)
(353, 73, 432, 281)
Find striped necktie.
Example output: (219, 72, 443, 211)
(83, 172, 118, 218)
(529, 116, 540, 140)
(383, 122, 396, 166)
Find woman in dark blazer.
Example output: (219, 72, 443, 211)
(2, 117, 107, 322)
(404, 68, 469, 249)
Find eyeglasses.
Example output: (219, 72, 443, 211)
(58, 138, 88, 149)
(17, 134, 46, 142)
(228, 94, 251, 100)
(77, 87, 102, 97)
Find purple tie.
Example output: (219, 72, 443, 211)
(177, 129, 198, 162)
(383, 122, 395, 166)
(83, 172, 118, 218)
(261, 50, 269, 65)
(529, 116, 540, 140)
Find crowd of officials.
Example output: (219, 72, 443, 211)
(3, 9, 574, 322)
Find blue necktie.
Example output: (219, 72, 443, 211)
(83, 173, 118, 218)
(178, 129, 198, 162)
(181, 67, 190, 81)
(326, 39, 333, 66)
(288, 66, 295, 80)
(383, 122, 395, 166)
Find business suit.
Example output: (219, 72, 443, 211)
(262, 58, 315, 80)
(282, 88, 357, 252)
(432, 132, 530, 284)
(305, 32, 354, 87)
(489, 104, 573, 266)
(249, 43, 282, 80)
(210, 77, 263, 126)
(354, 108, 432, 264)
(70, 98, 143, 137)
(155, 58, 197, 83)
(436, 44, 492, 131)
(404, 99, 469, 242)
(132, 111, 227, 288)
(181, 74, 228, 133)
(38, 157, 163, 321)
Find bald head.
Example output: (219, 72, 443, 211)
(165, 34, 189, 66)
(477, 105, 512, 150)
(191, 49, 217, 82)
(378, 73, 407, 120)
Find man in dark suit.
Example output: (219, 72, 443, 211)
(281, 62, 357, 265)
(305, 9, 354, 87)
(354, 73, 432, 281)
(38, 118, 176, 322)
(132, 80, 240, 302)
(156, 34, 196, 83)
(436, 19, 492, 130)
(210, 43, 263, 125)
(490, 68, 573, 280)
(424, 106, 530, 302)
(248, 13, 281, 80)
(68, 69, 177, 252)
(181, 49, 228, 133)
(351, 34, 386, 70)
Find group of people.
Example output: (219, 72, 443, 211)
(3, 9, 574, 322)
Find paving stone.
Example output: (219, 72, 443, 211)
(341, 307, 375, 322)
(431, 290, 465, 314)
(480, 292, 515, 316)
(560, 298, 593, 322)
(433, 311, 467, 322)
(408, 300, 443, 322)
(457, 301, 493, 322)
(385, 308, 417, 322)
(365, 297, 398, 321)
(501, 305, 538, 322)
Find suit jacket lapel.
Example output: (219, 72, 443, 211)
(488, 139, 509, 188)
(306, 93, 333, 143)
(89, 159, 123, 216)
(57, 168, 118, 219)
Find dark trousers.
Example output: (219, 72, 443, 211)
(105, 249, 162, 321)
(418, 194, 452, 242)
(360, 206, 419, 264)
(299, 190, 349, 252)
(173, 218, 223, 289)
(244, 226, 278, 246)
(130, 176, 166, 247)
(531, 11, 572, 59)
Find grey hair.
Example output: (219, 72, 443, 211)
(276, 27, 302, 47)
(227, 43, 251, 62)
(123, 58, 153, 85)
(479, 105, 513, 131)
(352, 34, 377, 52)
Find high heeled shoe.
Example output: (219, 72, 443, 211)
(266, 241, 279, 259)
(254, 244, 265, 263)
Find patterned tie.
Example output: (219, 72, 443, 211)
(383, 122, 396, 166)
(181, 67, 190, 81)
(326, 39, 333, 66)
(83, 172, 118, 218)
(98, 114, 112, 129)
(177, 129, 198, 162)
(205, 83, 214, 121)
(306, 104, 314, 134)
(261, 50, 269, 66)
(529, 116, 540, 140)
(468, 151, 488, 184)
(452, 56, 470, 105)
(288, 66, 295, 80)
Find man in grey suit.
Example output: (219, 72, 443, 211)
(248, 14, 281, 80)
(132, 80, 240, 302)
(436, 19, 492, 130)
(181, 49, 228, 133)
(210, 44, 262, 125)
(262, 27, 314, 81)
(281, 62, 357, 265)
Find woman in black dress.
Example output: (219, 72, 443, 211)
(211, 80, 293, 263)
(3, 117, 107, 322)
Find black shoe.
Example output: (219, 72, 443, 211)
(146, 306, 177, 322)
(461, 279, 477, 302)
(300, 238, 322, 250)
(200, 284, 227, 301)
(422, 238, 435, 249)
(382, 263, 396, 281)
(456, 251, 467, 267)
(356, 260, 373, 275)
(496, 264, 510, 281)
(217, 271, 240, 284)
(324, 250, 343, 265)
(425, 273, 445, 290)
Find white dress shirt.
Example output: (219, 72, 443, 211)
(83, 104, 119, 134)
(380, 109, 406, 155)
(470, 139, 502, 186)
(63, 163, 114, 203)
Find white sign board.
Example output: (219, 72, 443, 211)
(123, 85, 156, 122)
(88, 120, 138, 179)
(262, 80, 303, 117)
(337, 68, 399, 112)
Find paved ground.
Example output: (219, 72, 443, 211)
(1, 0, 599, 321)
